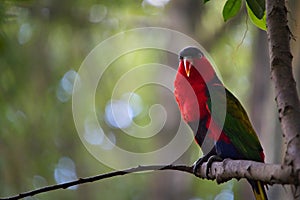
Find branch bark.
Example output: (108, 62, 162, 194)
(0, 160, 297, 200)
(266, 0, 300, 183)
(196, 159, 294, 184)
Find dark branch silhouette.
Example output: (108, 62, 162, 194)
(1, 160, 297, 200)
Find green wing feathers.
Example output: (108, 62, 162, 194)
(207, 85, 264, 161)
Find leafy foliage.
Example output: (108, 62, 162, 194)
(245, 0, 265, 19)
(208, 0, 266, 30)
(222, 0, 242, 22)
(246, 3, 266, 30)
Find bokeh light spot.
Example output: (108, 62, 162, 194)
(104, 100, 133, 129)
(143, 0, 170, 7)
(61, 70, 78, 95)
(121, 92, 144, 117)
(214, 189, 234, 200)
(18, 23, 32, 44)
(84, 118, 105, 145)
(54, 157, 78, 190)
(57, 70, 79, 102)
(32, 175, 47, 189)
(101, 132, 116, 150)
(89, 4, 107, 23)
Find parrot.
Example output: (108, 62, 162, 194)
(174, 47, 268, 200)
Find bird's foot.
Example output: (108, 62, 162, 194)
(193, 147, 217, 177)
(206, 155, 223, 179)
(192, 153, 212, 176)
(192, 157, 204, 176)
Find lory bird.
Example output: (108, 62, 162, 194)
(174, 47, 268, 200)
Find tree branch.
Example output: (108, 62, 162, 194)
(196, 159, 295, 184)
(266, 0, 300, 182)
(1, 160, 297, 200)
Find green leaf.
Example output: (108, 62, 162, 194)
(246, 4, 267, 30)
(246, 0, 265, 19)
(222, 0, 242, 22)
(204, 0, 210, 3)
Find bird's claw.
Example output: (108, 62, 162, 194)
(193, 157, 205, 176)
(206, 155, 223, 178)
(192, 147, 218, 177)
(193, 155, 223, 178)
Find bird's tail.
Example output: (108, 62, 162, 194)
(250, 180, 268, 200)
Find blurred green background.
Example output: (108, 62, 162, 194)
(1, 0, 300, 199)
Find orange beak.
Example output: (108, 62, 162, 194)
(183, 58, 193, 77)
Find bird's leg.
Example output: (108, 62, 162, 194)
(193, 147, 216, 175)
(206, 155, 223, 179)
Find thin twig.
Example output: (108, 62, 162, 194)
(0, 165, 193, 200)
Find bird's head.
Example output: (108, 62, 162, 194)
(178, 47, 216, 83)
